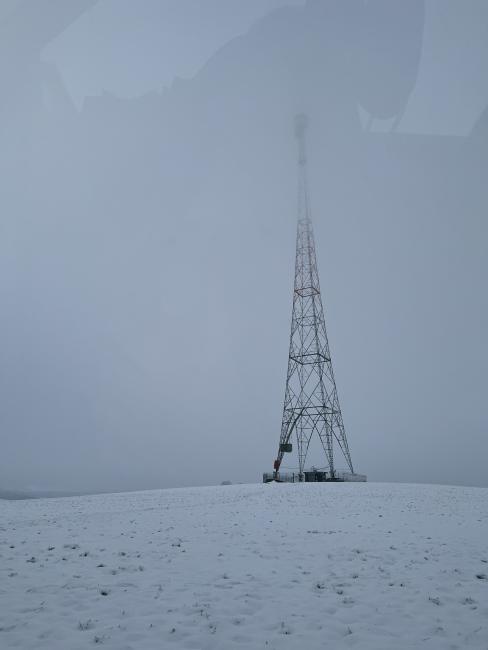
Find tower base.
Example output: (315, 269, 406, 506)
(263, 471, 367, 484)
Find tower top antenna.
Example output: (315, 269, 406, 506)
(294, 113, 308, 166)
(294, 113, 309, 139)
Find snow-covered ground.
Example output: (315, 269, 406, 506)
(1, 482, 487, 649)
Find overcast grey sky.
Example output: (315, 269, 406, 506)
(1, 1, 487, 494)
(40, 0, 488, 135)
(42, 0, 305, 105)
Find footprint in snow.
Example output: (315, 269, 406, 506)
(78, 619, 94, 631)
(279, 622, 293, 635)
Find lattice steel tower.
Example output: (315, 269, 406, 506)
(273, 114, 354, 481)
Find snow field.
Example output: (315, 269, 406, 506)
(1, 482, 487, 649)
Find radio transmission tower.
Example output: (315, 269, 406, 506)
(273, 114, 355, 481)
